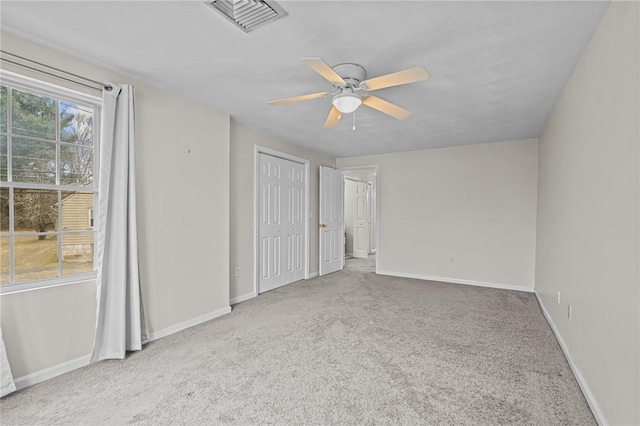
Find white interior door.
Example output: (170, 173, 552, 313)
(259, 153, 305, 293)
(353, 181, 370, 258)
(368, 182, 374, 253)
(319, 166, 344, 276)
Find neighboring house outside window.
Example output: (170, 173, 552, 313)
(57, 193, 95, 259)
(0, 72, 101, 292)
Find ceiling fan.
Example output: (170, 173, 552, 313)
(267, 58, 430, 128)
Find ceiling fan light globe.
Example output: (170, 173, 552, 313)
(332, 94, 361, 114)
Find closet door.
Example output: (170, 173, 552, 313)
(283, 160, 305, 283)
(258, 153, 305, 293)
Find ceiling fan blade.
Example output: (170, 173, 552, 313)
(362, 96, 412, 120)
(267, 92, 328, 106)
(361, 67, 430, 91)
(324, 106, 342, 128)
(302, 58, 346, 86)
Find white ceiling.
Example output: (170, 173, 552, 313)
(1, 1, 609, 157)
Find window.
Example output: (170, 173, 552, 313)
(0, 73, 101, 290)
(88, 208, 94, 229)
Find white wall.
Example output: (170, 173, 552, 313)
(0, 32, 231, 378)
(1, 281, 96, 379)
(535, 2, 639, 424)
(337, 139, 538, 291)
(229, 121, 334, 301)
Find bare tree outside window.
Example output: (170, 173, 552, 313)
(0, 78, 99, 286)
(14, 187, 58, 239)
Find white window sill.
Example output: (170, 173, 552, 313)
(0, 273, 97, 295)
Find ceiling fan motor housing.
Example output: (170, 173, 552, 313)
(268, 58, 427, 123)
(332, 63, 366, 88)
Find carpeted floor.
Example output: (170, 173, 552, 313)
(1, 256, 594, 425)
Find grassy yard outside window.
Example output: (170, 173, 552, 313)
(0, 73, 101, 292)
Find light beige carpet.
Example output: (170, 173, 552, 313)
(0, 256, 594, 425)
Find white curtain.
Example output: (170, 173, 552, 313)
(0, 327, 16, 397)
(91, 84, 146, 362)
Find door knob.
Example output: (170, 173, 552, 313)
(275, 228, 279, 232)
(318, 224, 327, 228)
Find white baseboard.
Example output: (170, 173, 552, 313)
(14, 354, 91, 391)
(230, 292, 256, 305)
(534, 292, 606, 425)
(11, 307, 232, 393)
(376, 270, 533, 293)
(308, 271, 319, 279)
(144, 306, 231, 343)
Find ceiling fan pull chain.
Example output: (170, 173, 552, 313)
(267, 59, 428, 127)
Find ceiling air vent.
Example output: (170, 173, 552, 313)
(206, 0, 288, 33)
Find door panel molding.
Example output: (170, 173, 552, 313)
(254, 146, 310, 297)
(319, 166, 344, 276)
(339, 164, 380, 275)
(353, 181, 370, 258)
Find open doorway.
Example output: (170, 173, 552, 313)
(341, 166, 378, 273)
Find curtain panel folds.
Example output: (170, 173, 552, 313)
(0, 327, 16, 397)
(91, 84, 146, 362)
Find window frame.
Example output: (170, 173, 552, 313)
(88, 208, 94, 229)
(0, 71, 102, 294)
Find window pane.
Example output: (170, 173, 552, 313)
(14, 188, 58, 233)
(11, 89, 56, 140)
(60, 100, 93, 145)
(0, 237, 9, 284)
(62, 232, 94, 276)
(14, 234, 59, 282)
(61, 191, 94, 231)
(12, 137, 56, 184)
(60, 145, 93, 186)
(0, 86, 7, 134)
(0, 135, 6, 181)
(1, 187, 8, 232)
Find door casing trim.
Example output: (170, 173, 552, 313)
(254, 146, 310, 296)
(339, 164, 380, 275)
